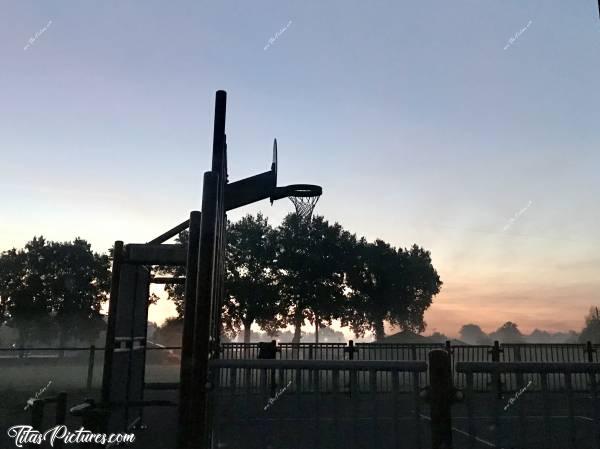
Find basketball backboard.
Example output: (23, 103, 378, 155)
(271, 138, 278, 189)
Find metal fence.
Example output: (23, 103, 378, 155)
(0, 346, 101, 391)
(219, 342, 599, 392)
(5, 344, 600, 449)
(0, 345, 182, 390)
(208, 359, 429, 449)
(456, 361, 600, 449)
(3, 342, 598, 393)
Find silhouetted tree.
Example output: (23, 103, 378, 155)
(156, 229, 236, 339)
(428, 331, 450, 343)
(274, 214, 350, 343)
(343, 240, 442, 341)
(579, 307, 600, 343)
(459, 324, 492, 345)
(490, 321, 524, 343)
(0, 238, 52, 348)
(153, 317, 184, 347)
(225, 213, 283, 343)
(527, 329, 579, 343)
(155, 231, 187, 318)
(0, 237, 110, 349)
(158, 215, 284, 342)
(47, 238, 111, 347)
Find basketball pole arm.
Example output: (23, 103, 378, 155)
(224, 170, 276, 211)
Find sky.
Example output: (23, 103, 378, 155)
(1, 1, 599, 338)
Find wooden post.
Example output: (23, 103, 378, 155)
(101, 240, 124, 404)
(429, 349, 453, 449)
(188, 171, 220, 449)
(177, 211, 202, 449)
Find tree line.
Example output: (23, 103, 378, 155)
(158, 212, 443, 343)
(0, 237, 110, 347)
(455, 318, 600, 345)
(0, 212, 443, 346)
(5, 213, 598, 348)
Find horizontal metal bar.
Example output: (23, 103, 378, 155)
(146, 346, 182, 350)
(145, 382, 180, 390)
(456, 362, 600, 373)
(125, 244, 186, 265)
(147, 219, 190, 244)
(150, 276, 186, 284)
(277, 343, 348, 347)
(0, 347, 100, 351)
(209, 359, 427, 371)
(109, 400, 177, 408)
(0, 346, 183, 351)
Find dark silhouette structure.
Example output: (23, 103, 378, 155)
(72, 90, 322, 449)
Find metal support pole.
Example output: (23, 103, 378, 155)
(212, 90, 227, 173)
(177, 210, 202, 449)
(147, 219, 190, 244)
(429, 349, 453, 449)
(102, 241, 124, 404)
(188, 173, 220, 449)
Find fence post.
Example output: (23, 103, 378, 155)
(55, 392, 67, 425)
(55, 392, 67, 449)
(87, 345, 96, 390)
(308, 344, 315, 387)
(30, 399, 44, 428)
(270, 340, 278, 396)
(586, 341, 595, 362)
(345, 340, 357, 360)
(514, 345, 524, 391)
(429, 349, 453, 449)
(490, 341, 503, 398)
(445, 341, 454, 386)
(586, 341, 597, 394)
(29, 399, 44, 449)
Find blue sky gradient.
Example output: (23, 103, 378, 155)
(2, 1, 599, 336)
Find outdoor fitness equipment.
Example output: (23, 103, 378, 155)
(72, 91, 322, 449)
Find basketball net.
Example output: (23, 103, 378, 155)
(289, 195, 320, 222)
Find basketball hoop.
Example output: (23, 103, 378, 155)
(271, 184, 322, 222)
